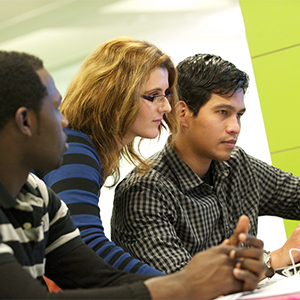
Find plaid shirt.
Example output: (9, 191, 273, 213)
(111, 139, 300, 274)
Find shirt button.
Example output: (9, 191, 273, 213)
(23, 222, 32, 229)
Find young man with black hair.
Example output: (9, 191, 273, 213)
(0, 50, 264, 299)
(111, 53, 300, 277)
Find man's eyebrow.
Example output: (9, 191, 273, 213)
(213, 104, 246, 113)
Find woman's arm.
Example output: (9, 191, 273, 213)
(41, 128, 163, 275)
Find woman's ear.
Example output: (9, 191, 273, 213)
(175, 101, 193, 128)
(14, 107, 33, 137)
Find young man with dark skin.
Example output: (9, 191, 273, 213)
(0, 51, 265, 299)
(111, 53, 300, 278)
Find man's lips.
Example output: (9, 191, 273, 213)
(221, 139, 237, 145)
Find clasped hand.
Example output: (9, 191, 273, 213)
(145, 215, 264, 300)
(177, 215, 264, 299)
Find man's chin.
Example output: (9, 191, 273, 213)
(45, 157, 64, 173)
(214, 152, 232, 162)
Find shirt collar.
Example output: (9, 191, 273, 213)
(0, 178, 39, 209)
(162, 139, 204, 192)
(161, 138, 232, 192)
(0, 179, 18, 208)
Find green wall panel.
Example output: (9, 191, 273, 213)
(271, 149, 300, 238)
(240, 0, 300, 239)
(239, 0, 300, 57)
(271, 149, 300, 176)
(251, 46, 300, 153)
(283, 219, 299, 239)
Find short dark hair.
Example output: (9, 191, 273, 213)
(176, 53, 249, 116)
(0, 51, 47, 130)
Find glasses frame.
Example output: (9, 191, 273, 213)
(141, 93, 173, 104)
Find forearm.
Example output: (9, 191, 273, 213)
(66, 196, 164, 275)
(145, 272, 187, 300)
(0, 260, 151, 299)
(46, 243, 157, 289)
(71, 212, 163, 275)
(114, 234, 191, 274)
(269, 224, 300, 271)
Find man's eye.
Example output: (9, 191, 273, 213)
(219, 110, 227, 115)
(237, 113, 244, 119)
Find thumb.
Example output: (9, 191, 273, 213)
(228, 215, 249, 246)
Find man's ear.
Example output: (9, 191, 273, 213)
(175, 101, 192, 128)
(15, 107, 34, 137)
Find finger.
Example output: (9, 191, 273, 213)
(238, 259, 265, 278)
(239, 234, 264, 249)
(233, 268, 260, 291)
(228, 215, 250, 246)
(229, 250, 236, 260)
(234, 248, 263, 261)
(222, 239, 230, 246)
(216, 244, 236, 256)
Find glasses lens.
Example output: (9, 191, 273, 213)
(159, 96, 166, 102)
(153, 96, 166, 105)
(156, 94, 172, 104)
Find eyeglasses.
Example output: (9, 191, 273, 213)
(141, 93, 173, 105)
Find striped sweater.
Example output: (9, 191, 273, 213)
(0, 173, 82, 280)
